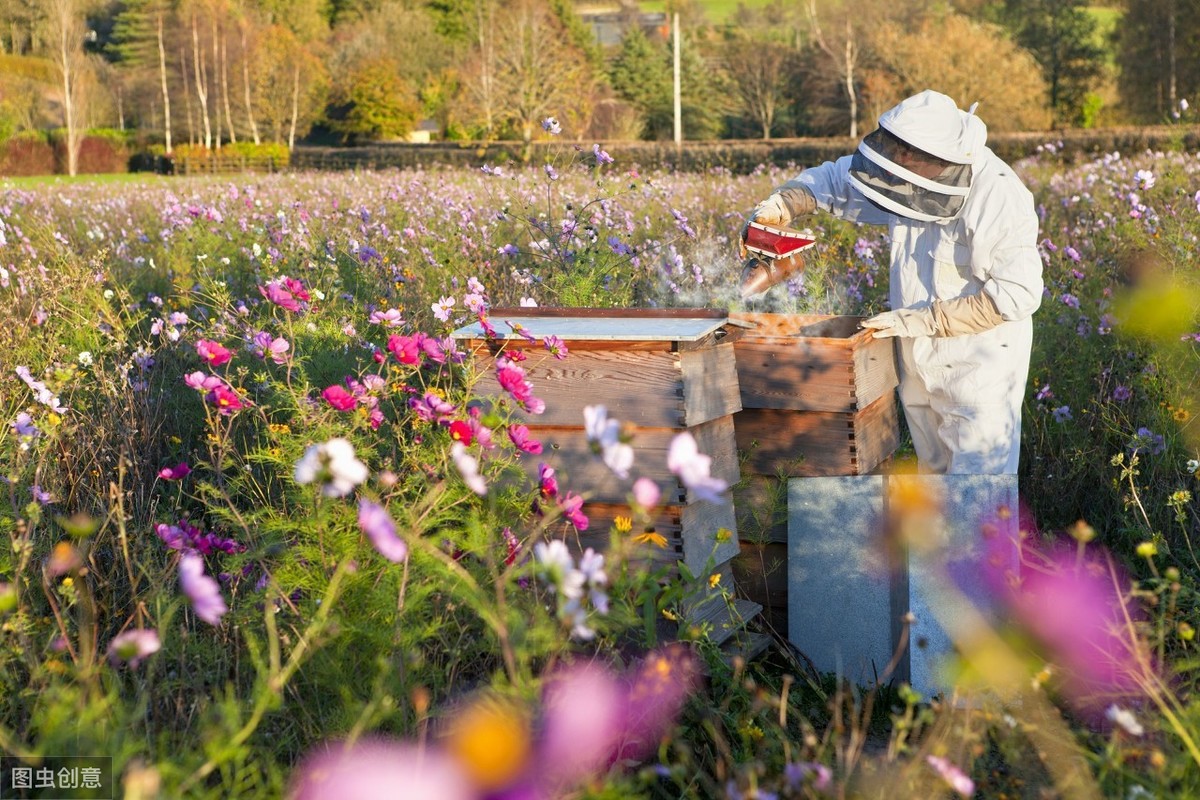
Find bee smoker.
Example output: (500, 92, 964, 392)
(739, 221, 816, 299)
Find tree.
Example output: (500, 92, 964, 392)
(47, 0, 91, 175)
(110, 0, 176, 151)
(327, 56, 417, 141)
(994, 0, 1103, 126)
(1115, 0, 1200, 122)
(252, 24, 329, 145)
(492, 0, 593, 143)
(721, 1, 805, 139)
(609, 27, 672, 138)
(866, 12, 1052, 131)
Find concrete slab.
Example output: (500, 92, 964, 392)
(787, 476, 896, 685)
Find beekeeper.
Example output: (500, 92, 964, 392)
(746, 90, 1042, 475)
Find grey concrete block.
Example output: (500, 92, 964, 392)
(787, 476, 896, 684)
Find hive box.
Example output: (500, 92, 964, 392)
(451, 308, 743, 581)
(729, 313, 901, 633)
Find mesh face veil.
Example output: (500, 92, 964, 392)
(848, 127, 974, 223)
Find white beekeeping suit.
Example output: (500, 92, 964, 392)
(748, 90, 1043, 475)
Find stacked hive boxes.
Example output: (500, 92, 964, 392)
(453, 308, 763, 649)
(728, 313, 901, 633)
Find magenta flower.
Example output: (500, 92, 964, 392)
(387, 334, 421, 365)
(107, 629, 161, 668)
(539, 664, 626, 787)
(196, 339, 233, 367)
(507, 424, 543, 454)
(558, 492, 588, 531)
(283, 277, 311, 302)
(358, 499, 407, 563)
(179, 551, 228, 626)
(322, 385, 358, 411)
(207, 383, 248, 415)
(615, 644, 699, 760)
(289, 739, 475, 800)
(158, 462, 191, 481)
(667, 432, 728, 503)
(539, 463, 559, 499)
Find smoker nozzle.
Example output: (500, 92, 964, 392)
(739, 252, 807, 299)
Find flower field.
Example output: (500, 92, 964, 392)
(1, 144, 1199, 798)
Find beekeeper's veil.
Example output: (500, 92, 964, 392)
(848, 90, 987, 223)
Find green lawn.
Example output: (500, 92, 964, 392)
(0, 172, 162, 189)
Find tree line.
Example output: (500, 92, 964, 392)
(0, 0, 1194, 171)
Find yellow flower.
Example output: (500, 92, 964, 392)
(1175, 407, 1192, 422)
(1137, 541, 1158, 558)
(1179, 622, 1195, 641)
(715, 527, 732, 543)
(613, 516, 632, 533)
(632, 531, 668, 548)
(444, 699, 530, 791)
(268, 423, 291, 435)
(708, 573, 721, 589)
(662, 608, 678, 621)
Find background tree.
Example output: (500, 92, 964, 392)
(327, 55, 417, 141)
(608, 26, 671, 138)
(866, 12, 1052, 131)
(721, 1, 804, 139)
(47, 0, 92, 174)
(991, 0, 1103, 126)
(1115, 0, 1200, 121)
(492, 0, 594, 143)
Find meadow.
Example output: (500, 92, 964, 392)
(1, 139, 1198, 798)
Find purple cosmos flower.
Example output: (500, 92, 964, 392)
(543, 335, 568, 360)
(1112, 385, 1132, 402)
(1060, 293, 1080, 309)
(1129, 427, 1165, 456)
(542, 116, 562, 135)
(558, 492, 588, 531)
(1035, 384, 1054, 401)
(107, 629, 162, 668)
(593, 144, 614, 165)
(544, 164, 559, 181)
(1052, 405, 1072, 423)
(667, 432, 728, 503)
(358, 499, 407, 563)
(179, 551, 228, 626)
(158, 463, 191, 480)
(785, 761, 832, 793)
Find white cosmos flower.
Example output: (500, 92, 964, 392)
(294, 437, 369, 497)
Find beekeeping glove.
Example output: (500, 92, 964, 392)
(860, 307, 938, 338)
(741, 182, 817, 256)
(862, 292, 1007, 339)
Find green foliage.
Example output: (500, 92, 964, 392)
(328, 58, 421, 142)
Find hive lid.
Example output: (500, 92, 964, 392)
(451, 310, 731, 342)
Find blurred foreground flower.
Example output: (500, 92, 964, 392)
(179, 551, 228, 626)
(288, 645, 698, 800)
(926, 755, 974, 797)
(158, 463, 191, 481)
(294, 438, 369, 497)
(357, 499, 407, 563)
(667, 432, 727, 503)
(107, 629, 161, 668)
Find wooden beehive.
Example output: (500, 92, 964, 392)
(453, 308, 763, 650)
(729, 312, 901, 631)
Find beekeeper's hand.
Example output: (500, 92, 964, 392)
(860, 307, 938, 338)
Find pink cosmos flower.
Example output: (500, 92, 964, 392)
(507, 424, 543, 454)
(543, 335, 568, 360)
(387, 334, 421, 365)
(368, 308, 404, 327)
(179, 551, 228, 626)
(358, 499, 407, 563)
(632, 477, 660, 509)
(538, 463, 558, 498)
(667, 432, 727, 503)
(615, 644, 699, 761)
(183, 371, 224, 392)
(432, 295, 456, 322)
(258, 281, 301, 312)
(107, 629, 162, 668)
(196, 339, 232, 366)
(158, 463, 191, 481)
(926, 755, 975, 798)
(502, 527, 521, 566)
(283, 277, 311, 302)
(410, 392, 457, 423)
(322, 385, 357, 411)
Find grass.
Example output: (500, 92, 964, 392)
(0, 172, 161, 189)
